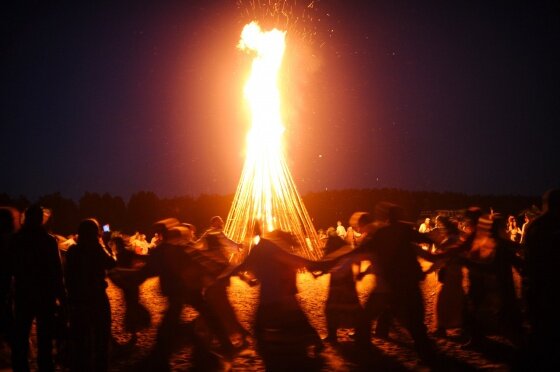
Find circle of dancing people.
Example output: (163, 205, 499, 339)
(0, 188, 559, 370)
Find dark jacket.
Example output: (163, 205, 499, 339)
(65, 241, 116, 303)
(10, 225, 65, 304)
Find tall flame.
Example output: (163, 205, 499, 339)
(225, 22, 320, 259)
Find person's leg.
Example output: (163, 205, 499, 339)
(324, 296, 339, 342)
(69, 304, 91, 372)
(11, 303, 34, 372)
(94, 302, 111, 372)
(362, 291, 392, 339)
(395, 287, 435, 360)
(374, 308, 393, 338)
(35, 304, 56, 372)
(205, 278, 250, 345)
(153, 296, 184, 360)
(191, 290, 234, 354)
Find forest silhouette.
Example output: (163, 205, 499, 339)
(0, 189, 539, 235)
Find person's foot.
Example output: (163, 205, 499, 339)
(416, 342, 438, 365)
(429, 328, 447, 338)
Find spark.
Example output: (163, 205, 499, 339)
(224, 22, 321, 259)
(235, 0, 329, 44)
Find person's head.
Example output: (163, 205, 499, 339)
(464, 207, 482, 231)
(23, 204, 44, 228)
(210, 216, 224, 229)
(326, 226, 337, 237)
(373, 202, 394, 222)
(543, 188, 560, 215)
(388, 204, 403, 224)
(349, 211, 373, 233)
(438, 216, 460, 236)
(152, 218, 180, 242)
(181, 222, 196, 236)
(167, 225, 194, 244)
(337, 220, 342, 226)
(424, 218, 430, 225)
(109, 236, 126, 254)
(77, 218, 101, 244)
(490, 215, 508, 239)
(0, 207, 19, 235)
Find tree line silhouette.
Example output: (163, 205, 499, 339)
(0, 189, 539, 235)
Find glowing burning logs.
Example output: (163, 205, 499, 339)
(224, 22, 320, 260)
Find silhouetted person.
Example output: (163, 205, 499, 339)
(489, 216, 525, 347)
(65, 218, 116, 372)
(461, 213, 492, 346)
(431, 216, 467, 338)
(461, 211, 525, 351)
(243, 230, 325, 371)
(523, 188, 560, 367)
(139, 219, 231, 370)
(107, 236, 150, 343)
(355, 203, 437, 362)
(197, 216, 250, 350)
(320, 233, 366, 344)
(9, 204, 66, 372)
(352, 209, 394, 341)
(0, 207, 19, 354)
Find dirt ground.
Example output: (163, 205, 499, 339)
(1, 260, 522, 371)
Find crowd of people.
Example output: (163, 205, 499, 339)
(0, 187, 558, 371)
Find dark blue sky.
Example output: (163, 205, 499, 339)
(2, 0, 559, 201)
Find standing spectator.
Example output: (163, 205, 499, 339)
(65, 218, 116, 372)
(9, 204, 66, 372)
(506, 215, 521, 243)
(519, 214, 531, 244)
(317, 229, 328, 247)
(0, 207, 20, 360)
(336, 220, 347, 240)
(419, 218, 432, 233)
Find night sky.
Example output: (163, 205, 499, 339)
(2, 0, 559, 201)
